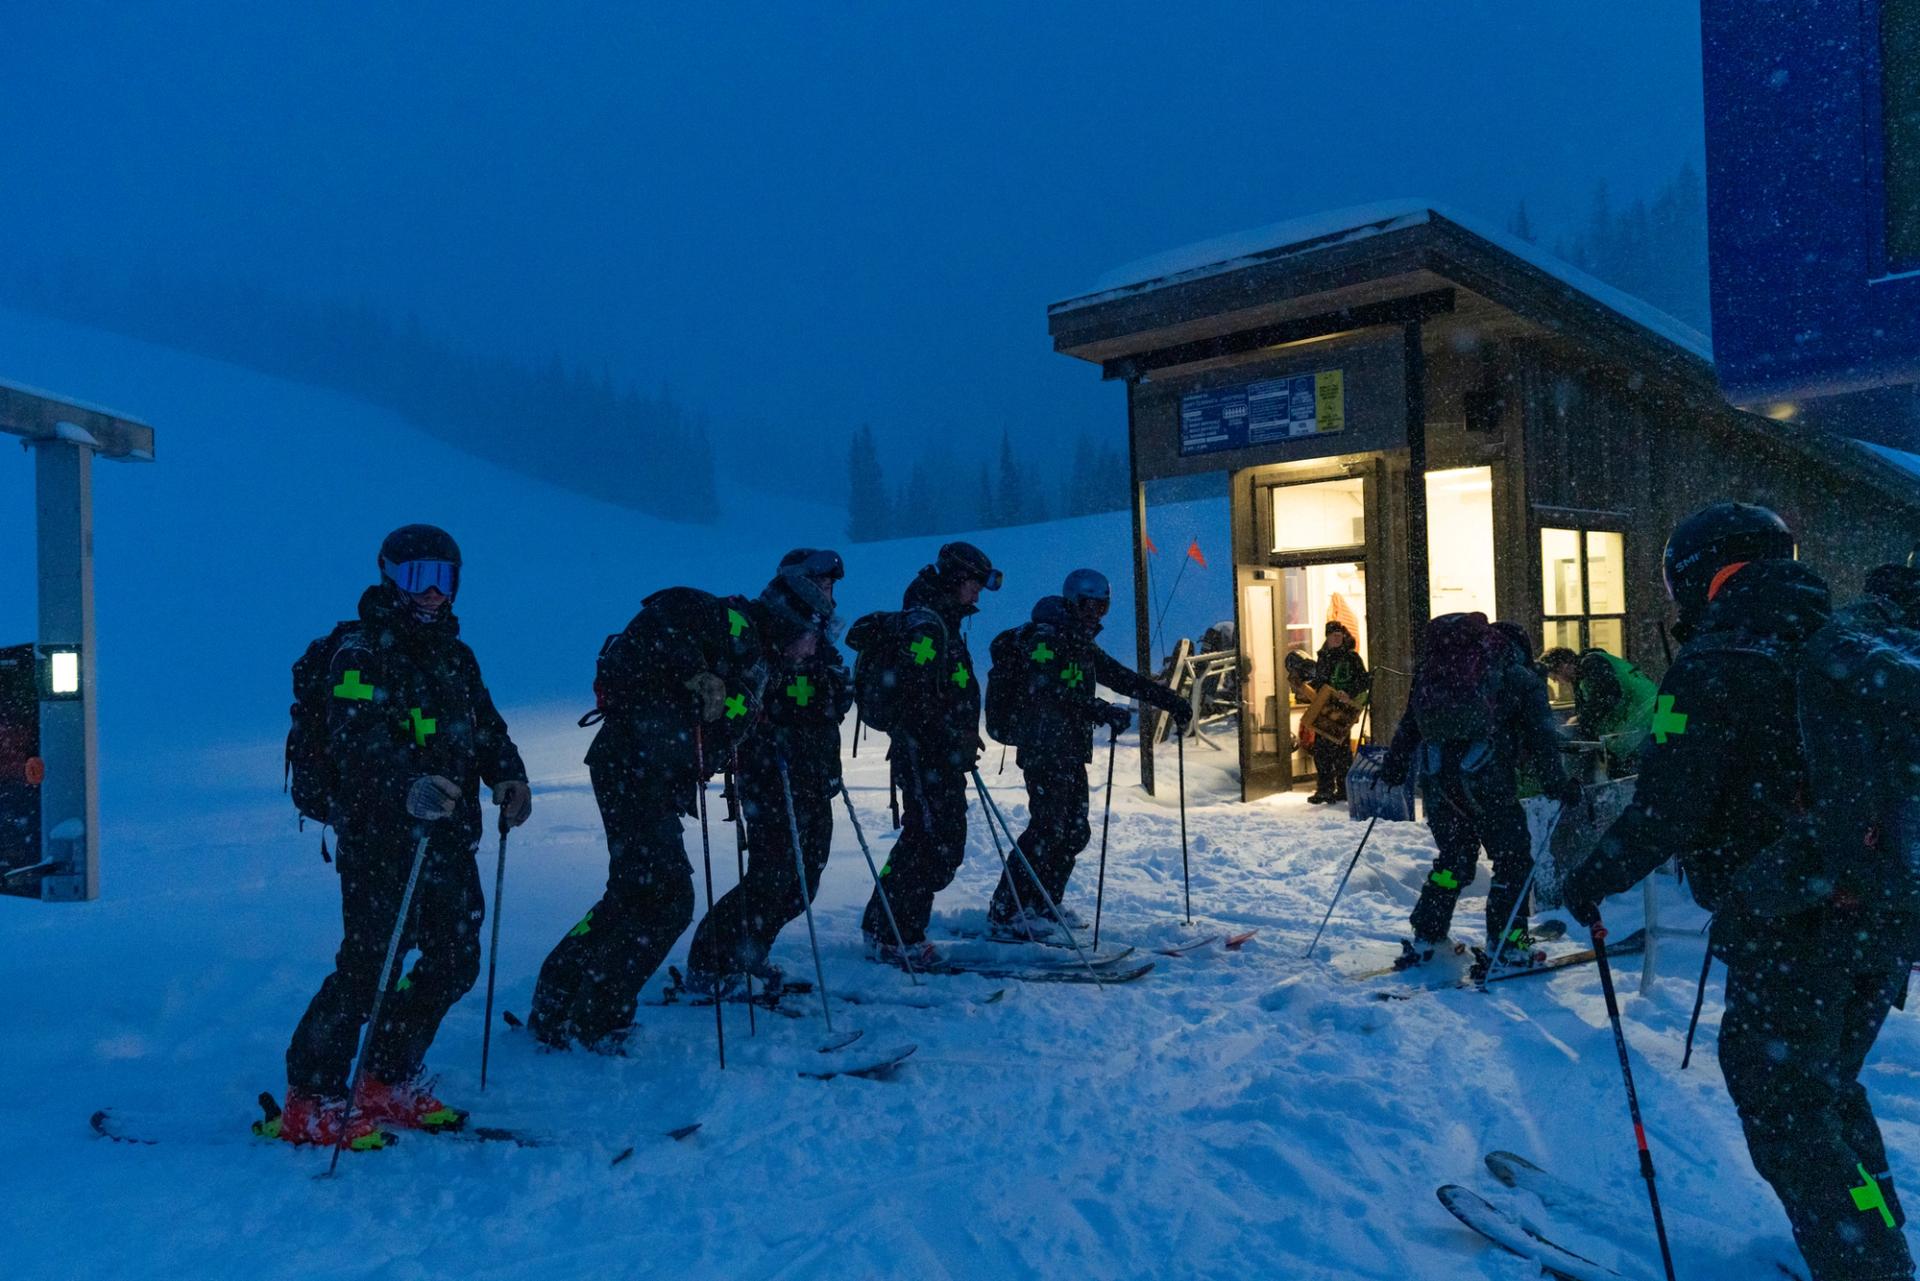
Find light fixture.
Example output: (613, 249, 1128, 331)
(1764, 402, 1798, 421)
(40, 647, 81, 699)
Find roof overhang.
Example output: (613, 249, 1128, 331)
(0, 379, 155, 462)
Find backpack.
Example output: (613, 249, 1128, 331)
(1410, 612, 1508, 748)
(580, 587, 761, 731)
(846, 606, 944, 735)
(285, 620, 360, 847)
(984, 624, 1035, 746)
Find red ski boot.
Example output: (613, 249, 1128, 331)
(267, 1089, 390, 1151)
(354, 1076, 468, 1133)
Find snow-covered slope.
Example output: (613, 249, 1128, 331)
(1, 310, 1906, 1281)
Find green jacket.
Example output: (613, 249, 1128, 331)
(1575, 649, 1659, 773)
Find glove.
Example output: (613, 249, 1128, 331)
(1567, 896, 1603, 929)
(492, 779, 532, 830)
(1170, 701, 1194, 730)
(1379, 759, 1409, 789)
(684, 671, 728, 722)
(1104, 704, 1134, 735)
(406, 775, 461, 822)
(1553, 776, 1584, 807)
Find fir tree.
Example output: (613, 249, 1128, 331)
(846, 424, 892, 543)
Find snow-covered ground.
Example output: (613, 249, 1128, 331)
(2, 309, 1913, 1279)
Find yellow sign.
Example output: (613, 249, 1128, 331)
(1314, 370, 1345, 434)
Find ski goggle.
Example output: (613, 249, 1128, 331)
(1076, 595, 1111, 618)
(382, 557, 459, 596)
(787, 548, 845, 582)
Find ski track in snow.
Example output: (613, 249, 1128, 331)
(0, 307, 1910, 1279)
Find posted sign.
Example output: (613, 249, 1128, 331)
(1179, 369, 1345, 457)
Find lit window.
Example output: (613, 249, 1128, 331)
(49, 650, 80, 696)
(1270, 477, 1365, 554)
(1428, 467, 1497, 619)
(1541, 528, 1628, 656)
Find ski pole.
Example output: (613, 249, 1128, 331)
(692, 727, 726, 1071)
(775, 754, 833, 1030)
(1481, 799, 1568, 986)
(838, 785, 920, 984)
(1591, 916, 1680, 1281)
(1303, 816, 1378, 960)
(1680, 946, 1714, 1070)
(972, 769, 1106, 987)
(479, 820, 509, 1091)
(724, 756, 755, 1038)
(326, 829, 432, 1177)
(1092, 727, 1119, 951)
(1177, 729, 1191, 925)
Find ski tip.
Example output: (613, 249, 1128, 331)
(1484, 1150, 1542, 1186)
(502, 1009, 523, 1028)
(610, 1146, 635, 1166)
(1224, 929, 1259, 949)
(818, 1029, 866, 1054)
(666, 1122, 702, 1141)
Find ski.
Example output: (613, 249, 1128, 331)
(836, 987, 1007, 1010)
(1369, 929, 1648, 998)
(1224, 929, 1259, 949)
(1345, 939, 1473, 982)
(798, 1044, 917, 1080)
(1437, 1184, 1638, 1281)
(921, 958, 1156, 985)
(1153, 933, 1223, 957)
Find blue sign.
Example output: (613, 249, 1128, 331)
(1702, 0, 1920, 403)
(1180, 370, 1345, 456)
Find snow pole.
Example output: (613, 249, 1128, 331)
(479, 822, 509, 1091)
(1177, 730, 1192, 925)
(1150, 557, 1191, 661)
(326, 830, 432, 1177)
(1481, 800, 1568, 985)
(724, 755, 755, 1038)
(837, 786, 920, 985)
(972, 769, 1106, 987)
(692, 727, 726, 1071)
(1303, 816, 1378, 960)
(1680, 946, 1714, 1070)
(1591, 916, 1680, 1281)
(774, 753, 833, 1031)
(1091, 727, 1119, 951)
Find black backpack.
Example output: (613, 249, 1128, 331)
(285, 620, 360, 852)
(1410, 612, 1508, 747)
(847, 606, 944, 735)
(984, 624, 1035, 746)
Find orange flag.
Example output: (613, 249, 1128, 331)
(1142, 531, 1159, 555)
(1186, 539, 1207, 568)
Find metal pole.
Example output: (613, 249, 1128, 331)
(1125, 375, 1156, 798)
(837, 787, 920, 984)
(479, 824, 508, 1090)
(1177, 731, 1191, 925)
(1591, 919, 1681, 1281)
(973, 770, 1106, 985)
(1304, 817, 1378, 959)
(1482, 801, 1566, 985)
(725, 757, 755, 1037)
(325, 830, 432, 1176)
(1092, 729, 1119, 951)
(692, 727, 725, 1070)
(1681, 946, 1715, 1070)
(774, 755, 833, 1030)
(1403, 320, 1432, 661)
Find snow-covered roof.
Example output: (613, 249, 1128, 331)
(1856, 438, 1920, 481)
(0, 374, 152, 429)
(1056, 199, 1712, 364)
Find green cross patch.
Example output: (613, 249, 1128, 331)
(727, 608, 748, 638)
(1061, 662, 1085, 688)
(1852, 1164, 1896, 1228)
(786, 674, 815, 707)
(409, 707, 437, 747)
(333, 670, 374, 701)
(725, 694, 748, 719)
(909, 636, 936, 666)
(1030, 642, 1054, 664)
(1651, 694, 1689, 744)
(950, 663, 970, 689)
(567, 910, 594, 938)
(1431, 869, 1460, 891)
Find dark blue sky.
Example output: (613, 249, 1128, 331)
(3, 3, 1705, 493)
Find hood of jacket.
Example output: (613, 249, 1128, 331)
(1693, 558, 1831, 646)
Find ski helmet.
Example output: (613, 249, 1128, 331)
(774, 547, 844, 621)
(1062, 568, 1111, 607)
(1662, 503, 1793, 620)
(378, 524, 462, 599)
(936, 541, 1002, 591)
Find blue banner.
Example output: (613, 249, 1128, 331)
(1180, 369, 1345, 457)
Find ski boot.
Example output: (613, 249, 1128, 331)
(988, 908, 1070, 945)
(1392, 939, 1438, 971)
(677, 967, 745, 1001)
(355, 1074, 467, 1133)
(1469, 930, 1547, 985)
(864, 930, 940, 971)
(266, 1088, 391, 1151)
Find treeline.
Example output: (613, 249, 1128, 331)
(0, 261, 718, 523)
(847, 426, 1128, 543)
(1508, 163, 1712, 335)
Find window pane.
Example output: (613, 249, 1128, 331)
(1428, 467, 1496, 618)
(1541, 527, 1583, 616)
(1544, 618, 1583, 653)
(1588, 617, 1625, 657)
(1271, 478, 1365, 553)
(1584, 530, 1626, 615)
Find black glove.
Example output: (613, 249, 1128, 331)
(1101, 703, 1133, 735)
(1170, 701, 1194, 730)
(1567, 896, 1603, 929)
(1378, 759, 1409, 789)
(1553, 776, 1583, 807)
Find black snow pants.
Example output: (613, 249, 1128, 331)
(989, 759, 1090, 921)
(685, 762, 832, 980)
(286, 827, 483, 1097)
(1310, 736, 1353, 798)
(1718, 924, 1917, 1281)
(861, 740, 969, 945)
(527, 759, 694, 1048)
(1408, 781, 1533, 949)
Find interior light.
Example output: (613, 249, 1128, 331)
(47, 649, 80, 697)
(1764, 403, 1798, 421)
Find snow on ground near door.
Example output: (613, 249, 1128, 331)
(1, 307, 1913, 1279)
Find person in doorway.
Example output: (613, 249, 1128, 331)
(526, 583, 767, 1052)
(683, 549, 850, 993)
(985, 569, 1193, 939)
(1562, 503, 1917, 1281)
(278, 524, 531, 1149)
(1306, 620, 1369, 803)
(1377, 611, 1580, 978)
(1539, 644, 1659, 778)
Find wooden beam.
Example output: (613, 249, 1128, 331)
(1101, 290, 1456, 381)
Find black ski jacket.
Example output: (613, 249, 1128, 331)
(1379, 646, 1569, 808)
(1012, 595, 1188, 767)
(885, 568, 984, 771)
(737, 598, 853, 797)
(1563, 559, 1831, 949)
(325, 584, 526, 850)
(585, 587, 768, 811)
